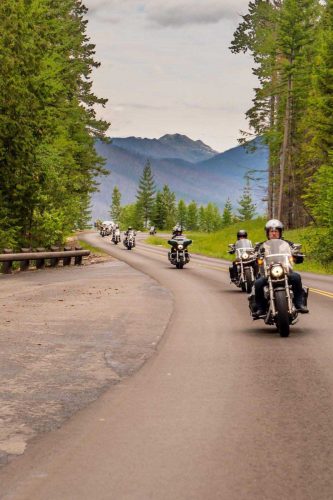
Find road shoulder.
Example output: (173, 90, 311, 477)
(0, 260, 173, 466)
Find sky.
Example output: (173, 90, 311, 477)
(84, 0, 257, 152)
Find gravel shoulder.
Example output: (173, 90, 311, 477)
(0, 260, 173, 466)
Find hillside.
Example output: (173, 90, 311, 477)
(92, 134, 268, 220)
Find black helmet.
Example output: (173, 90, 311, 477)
(237, 229, 247, 239)
(265, 219, 283, 237)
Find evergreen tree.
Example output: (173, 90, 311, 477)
(177, 200, 187, 229)
(222, 198, 233, 227)
(231, 0, 321, 227)
(152, 185, 177, 230)
(152, 191, 166, 229)
(237, 179, 256, 221)
(110, 186, 122, 223)
(136, 160, 156, 228)
(162, 185, 177, 229)
(198, 206, 206, 232)
(186, 201, 199, 231)
(119, 203, 142, 229)
(0, 0, 109, 247)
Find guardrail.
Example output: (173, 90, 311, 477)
(0, 246, 90, 274)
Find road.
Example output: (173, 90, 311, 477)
(1, 232, 333, 500)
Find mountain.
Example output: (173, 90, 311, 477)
(91, 134, 268, 220)
(110, 133, 218, 163)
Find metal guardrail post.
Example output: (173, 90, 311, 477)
(20, 248, 31, 271)
(50, 246, 60, 267)
(2, 249, 13, 274)
(63, 246, 72, 266)
(36, 248, 46, 269)
(74, 245, 83, 265)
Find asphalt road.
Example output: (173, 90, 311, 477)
(1, 232, 333, 500)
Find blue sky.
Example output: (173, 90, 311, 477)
(84, 0, 256, 152)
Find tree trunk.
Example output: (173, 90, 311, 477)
(278, 71, 293, 223)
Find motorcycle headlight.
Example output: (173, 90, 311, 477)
(177, 244, 184, 250)
(242, 252, 249, 259)
(271, 264, 284, 279)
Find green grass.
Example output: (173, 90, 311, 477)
(77, 239, 109, 256)
(145, 218, 333, 274)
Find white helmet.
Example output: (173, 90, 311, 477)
(265, 219, 284, 236)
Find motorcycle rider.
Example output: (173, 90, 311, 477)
(124, 226, 136, 247)
(172, 225, 183, 238)
(253, 219, 308, 317)
(228, 229, 250, 282)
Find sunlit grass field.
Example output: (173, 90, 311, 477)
(146, 218, 333, 274)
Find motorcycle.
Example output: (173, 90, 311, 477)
(228, 239, 257, 293)
(248, 239, 309, 337)
(149, 226, 156, 235)
(168, 236, 192, 269)
(100, 221, 113, 237)
(123, 232, 135, 250)
(112, 228, 121, 245)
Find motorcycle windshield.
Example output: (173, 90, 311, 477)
(263, 239, 292, 268)
(235, 239, 254, 259)
(235, 239, 253, 249)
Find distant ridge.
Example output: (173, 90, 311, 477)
(111, 133, 218, 163)
(91, 134, 268, 220)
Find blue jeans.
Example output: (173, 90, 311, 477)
(255, 272, 303, 309)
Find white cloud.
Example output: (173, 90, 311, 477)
(146, 0, 244, 27)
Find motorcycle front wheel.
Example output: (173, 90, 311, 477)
(275, 289, 290, 337)
(244, 268, 253, 294)
(176, 262, 184, 269)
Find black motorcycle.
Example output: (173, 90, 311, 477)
(228, 239, 257, 293)
(168, 236, 192, 269)
(249, 239, 309, 337)
(123, 232, 135, 250)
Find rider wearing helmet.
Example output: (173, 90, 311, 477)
(253, 219, 308, 316)
(172, 225, 183, 237)
(228, 229, 249, 281)
(124, 226, 136, 245)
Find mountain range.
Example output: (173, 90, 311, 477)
(91, 133, 268, 220)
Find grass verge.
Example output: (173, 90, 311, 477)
(145, 218, 333, 275)
(77, 239, 109, 257)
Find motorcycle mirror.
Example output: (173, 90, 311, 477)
(228, 244, 234, 249)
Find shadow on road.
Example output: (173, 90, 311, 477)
(241, 325, 313, 338)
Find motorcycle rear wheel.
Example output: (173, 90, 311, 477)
(275, 289, 290, 337)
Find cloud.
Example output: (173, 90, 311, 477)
(145, 0, 243, 27)
(85, 0, 110, 15)
(117, 102, 170, 110)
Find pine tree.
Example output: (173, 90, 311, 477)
(222, 198, 233, 227)
(136, 160, 156, 228)
(186, 201, 199, 231)
(231, 0, 321, 227)
(237, 179, 256, 221)
(177, 200, 187, 229)
(110, 186, 122, 223)
(162, 185, 177, 229)
(153, 191, 166, 229)
(0, 0, 109, 247)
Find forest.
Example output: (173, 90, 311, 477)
(0, 0, 109, 249)
(230, 0, 333, 238)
